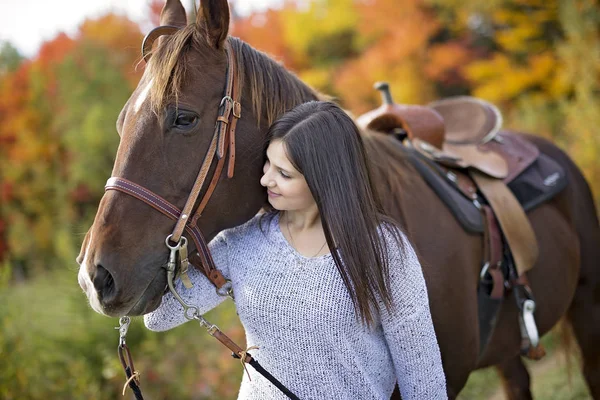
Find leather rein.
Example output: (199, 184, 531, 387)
(107, 26, 299, 400)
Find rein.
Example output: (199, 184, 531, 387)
(106, 26, 299, 399)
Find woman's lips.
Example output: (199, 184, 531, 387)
(267, 189, 281, 198)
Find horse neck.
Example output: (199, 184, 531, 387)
(231, 38, 322, 129)
(363, 133, 428, 229)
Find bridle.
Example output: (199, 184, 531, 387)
(106, 26, 299, 399)
(106, 25, 239, 294)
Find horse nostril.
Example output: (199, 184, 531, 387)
(93, 265, 115, 301)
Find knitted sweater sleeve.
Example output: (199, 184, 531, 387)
(379, 228, 448, 399)
(144, 233, 230, 332)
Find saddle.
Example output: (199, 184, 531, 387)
(357, 83, 568, 360)
(357, 84, 540, 277)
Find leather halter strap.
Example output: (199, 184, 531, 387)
(105, 36, 241, 290)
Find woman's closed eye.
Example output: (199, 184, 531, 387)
(279, 170, 291, 179)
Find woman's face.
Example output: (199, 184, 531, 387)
(260, 140, 316, 212)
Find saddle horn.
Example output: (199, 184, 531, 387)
(374, 82, 394, 106)
(141, 25, 181, 63)
(356, 81, 446, 149)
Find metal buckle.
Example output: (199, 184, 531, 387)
(220, 96, 233, 107)
(216, 280, 234, 299)
(479, 262, 490, 280)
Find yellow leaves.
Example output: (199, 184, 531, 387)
(496, 23, 543, 53)
(299, 67, 334, 93)
(492, 3, 559, 53)
(357, 0, 440, 45)
(281, 0, 359, 67)
(466, 52, 563, 102)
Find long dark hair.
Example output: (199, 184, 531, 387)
(265, 101, 403, 326)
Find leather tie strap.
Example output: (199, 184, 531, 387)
(481, 204, 504, 300)
(471, 170, 539, 276)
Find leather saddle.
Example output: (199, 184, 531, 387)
(356, 82, 542, 278)
(357, 83, 533, 181)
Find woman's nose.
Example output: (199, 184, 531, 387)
(260, 172, 270, 187)
(260, 168, 275, 188)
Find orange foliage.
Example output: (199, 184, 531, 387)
(0, 63, 31, 145)
(232, 10, 294, 68)
(36, 33, 76, 66)
(33, 33, 76, 98)
(425, 42, 474, 84)
(334, 0, 442, 112)
(77, 14, 144, 85)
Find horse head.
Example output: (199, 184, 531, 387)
(77, 0, 319, 317)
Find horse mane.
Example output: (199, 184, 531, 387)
(148, 24, 327, 127)
(361, 130, 418, 226)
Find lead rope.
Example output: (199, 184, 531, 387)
(117, 317, 144, 399)
(164, 237, 300, 400)
(116, 233, 300, 400)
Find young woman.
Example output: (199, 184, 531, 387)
(144, 101, 447, 399)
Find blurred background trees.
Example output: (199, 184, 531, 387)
(0, 0, 598, 398)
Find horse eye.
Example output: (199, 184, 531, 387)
(174, 112, 199, 130)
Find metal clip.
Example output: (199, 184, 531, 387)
(178, 238, 193, 289)
(446, 171, 457, 183)
(165, 234, 182, 274)
(117, 316, 131, 347)
(216, 280, 234, 299)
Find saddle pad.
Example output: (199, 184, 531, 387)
(507, 152, 568, 212)
(400, 144, 568, 235)
(401, 146, 485, 234)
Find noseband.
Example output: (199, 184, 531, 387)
(105, 26, 240, 293)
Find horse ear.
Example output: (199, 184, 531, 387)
(160, 0, 187, 27)
(197, 0, 230, 49)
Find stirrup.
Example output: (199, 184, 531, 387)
(518, 299, 546, 360)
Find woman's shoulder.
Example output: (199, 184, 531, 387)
(376, 219, 419, 265)
(376, 219, 406, 245)
(217, 211, 277, 244)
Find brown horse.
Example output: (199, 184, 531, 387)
(77, 0, 600, 398)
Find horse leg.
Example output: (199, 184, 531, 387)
(567, 279, 600, 398)
(566, 196, 600, 398)
(524, 133, 600, 398)
(495, 356, 533, 400)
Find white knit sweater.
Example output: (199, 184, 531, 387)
(144, 213, 447, 399)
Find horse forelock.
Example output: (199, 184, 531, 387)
(146, 25, 324, 127)
(147, 24, 208, 113)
